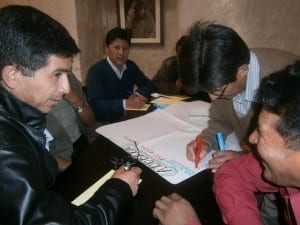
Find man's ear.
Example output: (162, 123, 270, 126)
(1, 65, 18, 89)
(237, 64, 249, 80)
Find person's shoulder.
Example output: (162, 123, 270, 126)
(88, 58, 110, 75)
(125, 59, 141, 69)
(126, 59, 137, 66)
(0, 121, 39, 155)
(90, 58, 108, 69)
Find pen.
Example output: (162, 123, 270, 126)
(127, 90, 142, 96)
(216, 132, 225, 151)
(194, 136, 202, 168)
(127, 90, 133, 95)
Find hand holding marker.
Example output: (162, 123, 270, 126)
(216, 132, 225, 151)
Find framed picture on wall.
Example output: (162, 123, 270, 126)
(117, 0, 162, 44)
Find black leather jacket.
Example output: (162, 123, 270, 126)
(0, 86, 133, 225)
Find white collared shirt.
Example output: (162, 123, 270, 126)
(44, 129, 53, 151)
(106, 56, 127, 79)
(232, 51, 260, 117)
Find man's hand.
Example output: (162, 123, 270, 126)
(208, 150, 245, 173)
(113, 166, 142, 196)
(186, 139, 210, 162)
(153, 193, 200, 225)
(126, 94, 148, 109)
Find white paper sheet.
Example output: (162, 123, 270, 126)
(96, 101, 213, 184)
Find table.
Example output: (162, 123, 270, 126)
(52, 134, 223, 225)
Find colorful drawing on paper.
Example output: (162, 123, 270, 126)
(121, 136, 212, 184)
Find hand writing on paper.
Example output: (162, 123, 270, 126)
(126, 94, 148, 109)
(113, 166, 142, 196)
(153, 193, 200, 225)
(186, 138, 210, 163)
(208, 150, 245, 173)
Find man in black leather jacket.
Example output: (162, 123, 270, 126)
(0, 5, 141, 225)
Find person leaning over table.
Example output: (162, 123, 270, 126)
(86, 27, 156, 123)
(153, 61, 300, 225)
(178, 22, 299, 225)
(152, 35, 210, 102)
(46, 72, 96, 171)
(152, 35, 188, 95)
(0, 5, 141, 225)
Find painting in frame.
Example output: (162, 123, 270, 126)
(117, 0, 162, 44)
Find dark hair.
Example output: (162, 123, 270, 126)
(105, 27, 131, 46)
(176, 35, 188, 49)
(256, 60, 300, 149)
(179, 22, 250, 93)
(0, 5, 80, 77)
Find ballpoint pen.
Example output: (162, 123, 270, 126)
(216, 132, 225, 151)
(127, 90, 142, 97)
(194, 136, 203, 168)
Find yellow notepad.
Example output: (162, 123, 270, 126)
(71, 170, 143, 206)
(126, 103, 151, 111)
(159, 94, 189, 101)
(71, 170, 115, 206)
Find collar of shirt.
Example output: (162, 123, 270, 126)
(44, 129, 53, 151)
(106, 56, 127, 79)
(281, 187, 300, 224)
(232, 51, 260, 117)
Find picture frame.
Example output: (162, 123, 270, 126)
(117, 0, 162, 44)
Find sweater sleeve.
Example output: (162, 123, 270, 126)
(213, 153, 280, 225)
(127, 60, 156, 98)
(73, 178, 133, 225)
(201, 99, 235, 150)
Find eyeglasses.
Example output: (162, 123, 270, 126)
(208, 84, 229, 99)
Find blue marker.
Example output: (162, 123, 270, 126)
(216, 132, 225, 151)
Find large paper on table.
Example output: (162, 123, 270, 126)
(96, 101, 212, 184)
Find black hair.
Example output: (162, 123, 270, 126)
(0, 5, 80, 77)
(176, 35, 188, 49)
(256, 60, 300, 149)
(179, 22, 250, 93)
(105, 27, 131, 46)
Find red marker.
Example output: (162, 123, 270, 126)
(194, 136, 202, 168)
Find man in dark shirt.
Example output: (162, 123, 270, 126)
(87, 27, 156, 122)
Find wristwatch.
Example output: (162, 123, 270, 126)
(75, 105, 84, 113)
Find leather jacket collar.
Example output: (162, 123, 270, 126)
(0, 85, 46, 131)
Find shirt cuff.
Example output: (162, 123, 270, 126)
(123, 99, 126, 109)
(184, 220, 202, 225)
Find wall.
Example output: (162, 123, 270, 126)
(1, 0, 300, 83)
(176, 0, 300, 53)
(130, 0, 300, 79)
(0, 0, 82, 78)
(74, 0, 118, 83)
